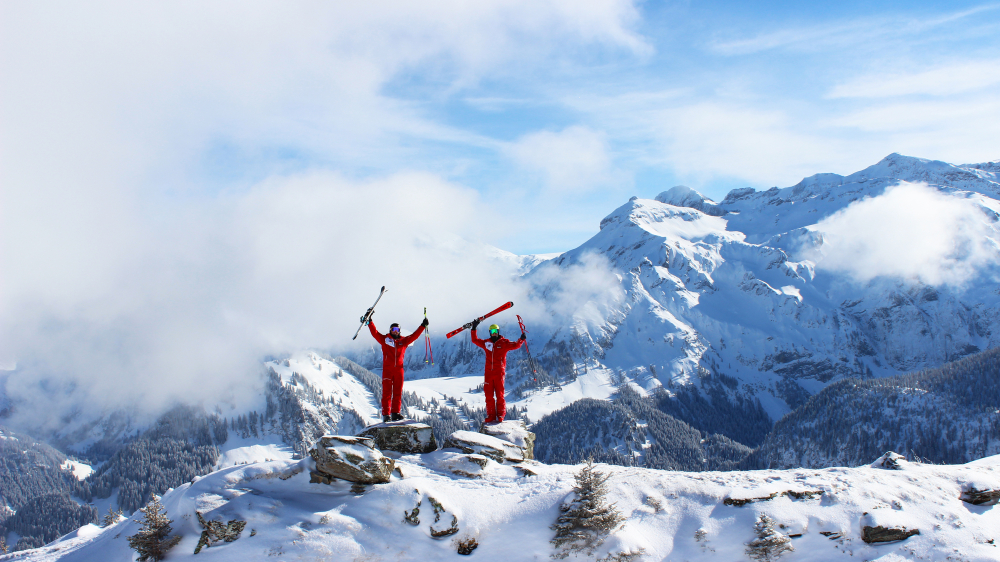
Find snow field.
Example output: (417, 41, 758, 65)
(18, 453, 1000, 561)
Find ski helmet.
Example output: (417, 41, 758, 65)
(488, 324, 500, 334)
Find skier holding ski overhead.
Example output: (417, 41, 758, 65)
(367, 317, 428, 423)
(470, 319, 525, 424)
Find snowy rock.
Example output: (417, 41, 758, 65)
(443, 430, 525, 462)
(479, 419, 535, 460)
(871, 451, 908, 470)
(358, 421, 437, 454)
(655, 185, 726, 216)
(440, 453, 494, 478)
(960, 485, 1000, 505)
(861, 525, 920, 544)
(308, 435, 394, 484)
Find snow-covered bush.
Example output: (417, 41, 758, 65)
(550, 459, 625, 559)
(745, 514, 793, 562)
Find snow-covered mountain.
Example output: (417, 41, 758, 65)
(510, 154, 1000, 423)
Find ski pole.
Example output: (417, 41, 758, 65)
(516, 314, 537, 376)
(424, 307, 434, 365)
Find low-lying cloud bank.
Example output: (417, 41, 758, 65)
(809, 181, 1000, 287)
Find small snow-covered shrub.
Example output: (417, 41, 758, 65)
(745, 514, 793, 562)
(550, 459, 625, 559)
(456, 536, 479, 555)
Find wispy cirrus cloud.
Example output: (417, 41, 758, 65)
(708, 4, 1000, 56)
(828, 59, 1000, 98)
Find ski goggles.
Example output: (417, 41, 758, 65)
(390, 327, 401, 333)
(489, 328, 499, 335)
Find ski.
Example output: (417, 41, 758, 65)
(446, 301, 514, 339)
(352, 286, 387, 340)
(517, 314, 538, 376)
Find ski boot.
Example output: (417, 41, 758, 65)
(390, 413, 405, 422)
(382, 415, 391, 423)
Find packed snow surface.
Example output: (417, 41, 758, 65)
(19, 453, 1000, 561)
(60, 460, 93, 481)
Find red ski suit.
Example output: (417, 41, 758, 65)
(369, 321, 425, 416)
(471, 329, 524, 422)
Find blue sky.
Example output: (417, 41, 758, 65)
(6, 1, 998, 255)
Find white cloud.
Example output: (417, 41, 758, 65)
(828, 60, 1000, 98)
(506, 126, 615, 192)
(0, 171, 535, 430)
(0, 0, 648, 428)
(708, 5, 999, 56)
(809, 182, 1000, 287)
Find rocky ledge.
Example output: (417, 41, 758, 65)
(479, 420, 535, 460)
(309, 435, 394, 484)
(358, 421, 437, 454)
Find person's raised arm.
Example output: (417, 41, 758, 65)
(368, 320, 382, 340)
(469, 319, 487, 350)
(399, 323, 425, 347)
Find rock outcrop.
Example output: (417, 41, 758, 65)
(861, 525, 919, 544)
(960, 486, 1000, 506)
(443, 430, 525, 462)
(480, 420, 535, 460)
(870, 451, 908, 470)
(358, 421, 437, 454)
(309, 435, 394, 484)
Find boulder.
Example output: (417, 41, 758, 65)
(480, 420, 535, 460)
(870, 451, 907, 470)
(308, 435, 394, 484)
(861, 525, 919, 544)
(960, 486, 1000, 506)
(443, 430, 524, 462)
(358, 421, 437, 454)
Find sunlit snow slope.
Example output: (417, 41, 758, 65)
(21, 453, 1000, 561)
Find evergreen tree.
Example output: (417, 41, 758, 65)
(550, 459, 625, 559)
(126, 495, 182, 561)
(101, 506, 124, 527)
(745, 514, 793, 562)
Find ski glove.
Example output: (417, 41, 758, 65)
(471, 319, 481, 330)
(519, 333, 526, 341)
(421, 317, 429, 327)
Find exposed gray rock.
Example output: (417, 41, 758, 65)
(960, 487, 1000, 506)
(308, 435, 394, 484)
(862, 525, 919, 543)
(480, 420, 535, 460)
(443, 430, 524, 462)
(358, 421, 437, 454)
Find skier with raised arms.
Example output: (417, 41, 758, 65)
(366, 315, 428, 423)
(470, 319, 525, 424)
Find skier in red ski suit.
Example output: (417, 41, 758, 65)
(368, 317, 427, 423)
(470, 319, 525, 424)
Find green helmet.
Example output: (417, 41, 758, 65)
(488, 324, 500, 333)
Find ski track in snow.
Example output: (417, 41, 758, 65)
(17, 454, 1000, 561)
